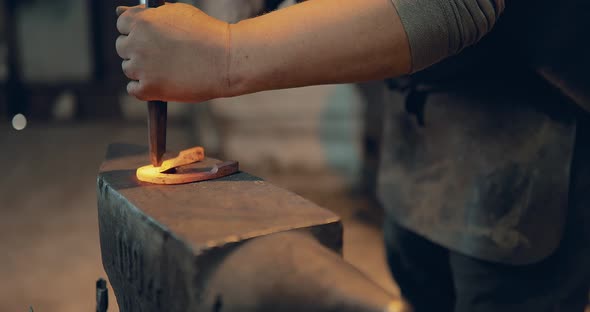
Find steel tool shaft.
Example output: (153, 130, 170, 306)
(146, 0, 167, 167)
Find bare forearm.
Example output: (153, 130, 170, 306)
(227, 0, 411, 97)
(116, 0, 502, 103)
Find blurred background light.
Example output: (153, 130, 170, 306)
(11, 113, 27, 130)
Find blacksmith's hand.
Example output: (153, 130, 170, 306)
(116, 3, 230, 103)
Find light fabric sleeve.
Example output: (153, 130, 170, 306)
(390, 0, 505, 72)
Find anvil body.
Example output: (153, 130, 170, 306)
(97, 144, 406, 312)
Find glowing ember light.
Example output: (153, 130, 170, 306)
(11, 114, 27, 131)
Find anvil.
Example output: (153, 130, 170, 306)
(97, 144, 409, 312)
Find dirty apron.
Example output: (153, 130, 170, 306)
(377, 67, 582, 264)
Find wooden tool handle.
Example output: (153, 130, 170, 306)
(146, 0, 167, 167)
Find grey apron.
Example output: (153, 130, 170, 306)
(377, 76, 577, 265)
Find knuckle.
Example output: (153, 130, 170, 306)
(116, 15, 129, 32)
(116, 18, 123, 32)
(127, 82, 138, 95)
(134, 14, 149, 28)
(121, 62, 134, 78)
(115, 36, 126, 56)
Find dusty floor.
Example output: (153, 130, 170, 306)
(0, 121, 396, 312)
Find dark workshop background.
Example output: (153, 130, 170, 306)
(0, 0, 398, 311)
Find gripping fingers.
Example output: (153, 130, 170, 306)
(122, 60, 139, 80)
(115, 35, 130, 59)
(127, 81, 149, 101)
(127, 81, 141, 99)
(116, 5, 146, 35)
(116, 12, 132, 35)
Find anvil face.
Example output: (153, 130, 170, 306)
(97, 144, 343, 311)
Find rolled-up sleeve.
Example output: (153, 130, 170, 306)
(390, 0, 505, 72)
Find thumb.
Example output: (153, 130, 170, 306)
(116, 4, 146, 16)
(116, 6, 129, 17)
